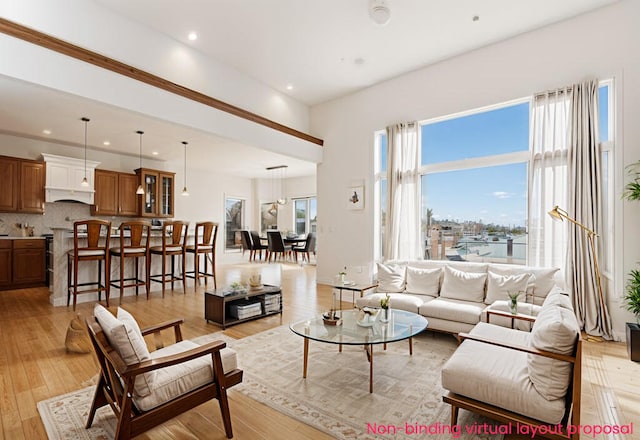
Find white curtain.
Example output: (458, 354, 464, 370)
(384, 122, 421, 260)
(528, 87, 571, 269)
(566, 79, 613, 340)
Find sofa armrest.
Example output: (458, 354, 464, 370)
(458, 332, 577, 363)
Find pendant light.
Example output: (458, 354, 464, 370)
(136, 130, 145, 195)
(80, 117, 90, 187)
(181, 141, 189, 196)
(277, 165, 288, 205)
(266, 165, 288, 206)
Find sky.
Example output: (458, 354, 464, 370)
(380, 85, 609, 229)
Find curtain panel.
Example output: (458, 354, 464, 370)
(384, 122, 421, 261)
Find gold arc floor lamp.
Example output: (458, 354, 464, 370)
(548, 206, 608, 322)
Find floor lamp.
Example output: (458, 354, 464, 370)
(548, 206, 608, 320)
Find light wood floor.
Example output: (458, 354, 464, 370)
(0, 262, 638, 439)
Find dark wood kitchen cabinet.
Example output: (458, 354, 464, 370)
(91, 170, 139, 217)
(0, 156, 45, 214)
(135, 168, 175, 218)
(12, 239, 46, 286)
(0, 241, 11, 288)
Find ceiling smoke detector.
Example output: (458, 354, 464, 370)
(369, 0, 391, 26)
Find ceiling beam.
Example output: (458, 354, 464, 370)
(0, 17, 324, 147)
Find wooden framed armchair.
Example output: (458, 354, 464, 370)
(86, 305, 243, 439)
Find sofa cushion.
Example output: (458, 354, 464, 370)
(484, 271, 532, 305)
(442, 322, 567, 425)
(440, 266, 487, 303)
(356, 292, 425, 314)
(376, 263, 406, 293)
(489, 265, 560, 304)
(133, 340, 237, 411)
(405, 266, 441, 297)
(542, 289, 573, 309)
(93, 305, 154, 397)
(528, 304, 580, 400)
(419, 298, 485, 325)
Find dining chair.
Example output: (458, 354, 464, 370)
(292, 232, 316, 263)
(240, 230, 252, 258)
(266, 230, 291, 262)
(250, 230, 268, 261)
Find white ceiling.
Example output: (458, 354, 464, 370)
(0, 0, 617, 177)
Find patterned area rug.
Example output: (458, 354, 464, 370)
(37, 326, 501, 439)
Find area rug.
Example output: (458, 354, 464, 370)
(38, 326, 501, 439)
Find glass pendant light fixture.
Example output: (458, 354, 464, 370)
(136, 130, 145, 195)
(181, 141, 189, 196)
(80, 117, 90, 187)
(277, 165, 288, 205)
(266, 164, 288, 206)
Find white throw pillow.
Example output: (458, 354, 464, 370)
(439, 266, 487, 303)
(376, 263, 406, 293)
(93, 305, 154, 397)
(528, 305, 579, 400)
(484, 271, 532, 305)
(405, 266, 441, 297)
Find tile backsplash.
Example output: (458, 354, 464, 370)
(0, 202, 131, 236)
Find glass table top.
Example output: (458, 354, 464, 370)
(289, 309, 428, 346)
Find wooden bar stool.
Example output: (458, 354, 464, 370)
(186, 221, 218, 290)
(109, 221, 151, 301)
(149, 220, 188, 296)
(67, 219, 111, 310)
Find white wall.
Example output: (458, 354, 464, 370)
(311, 0, 640, 339)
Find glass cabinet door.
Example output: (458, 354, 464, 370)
(143, 172, 157, 216)
(160, 174, 173, 217)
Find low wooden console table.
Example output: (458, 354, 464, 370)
(205, 285, 282, 329)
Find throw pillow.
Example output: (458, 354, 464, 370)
(484, 271, 532, 305)
(405, 266, 441, 297)
(376, 263, 406, 293)
(528, 305, 579, 400)
(439, 266, 487, 303)
(93, 305, 154, 397)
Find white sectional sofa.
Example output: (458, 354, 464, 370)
(355, 260, 566, 334)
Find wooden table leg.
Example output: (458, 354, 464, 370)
(409, 337, 413, 356)
(369, 344, 374, 393)
(303, 338, 309, 378)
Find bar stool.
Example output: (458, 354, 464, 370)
(109, 221, 151, 301)
(67, 219, 111, 311)
(149, 220, 188, 296)
(186, 221, 218, 290)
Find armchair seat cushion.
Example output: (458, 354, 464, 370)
(419, 298, 485, 325)
(134, 340, 238, 411)
(441, 323, 566, 425)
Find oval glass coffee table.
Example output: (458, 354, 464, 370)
(290, 309, 428, 393)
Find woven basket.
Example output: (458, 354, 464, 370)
(65, 314, 92, 354)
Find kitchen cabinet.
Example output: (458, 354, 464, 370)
(41, 153, 99, 204)
(91, 170, 139, 216)
(0, 239, 46, 290)
(0, 155, 44, 214)
(0, 157, 19, 211)
(0, 241, 11, 288)
(135, 168, 175, 218)
(12, 239, 46, 286)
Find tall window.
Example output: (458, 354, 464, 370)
(225, 197, 245, 252)
(294, 197, 317, 235)
(374, 82, 614, 266)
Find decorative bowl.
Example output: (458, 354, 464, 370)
(322, 311, 342, 326)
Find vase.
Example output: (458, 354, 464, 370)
(380, 307, 390, 323)
(340, 274, 346, 284)
(509, 300, 518, 315)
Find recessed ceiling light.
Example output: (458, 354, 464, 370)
(188, 32, 198, 41)
(286, 84, 293, 91)
(152, 151, 159, 156)
(42, 129, 52, 135)
(103, 140, 110, 146)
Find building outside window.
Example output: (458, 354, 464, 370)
(294, 197, 317, 236)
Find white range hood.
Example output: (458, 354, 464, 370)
(42, 153, 100, 204)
